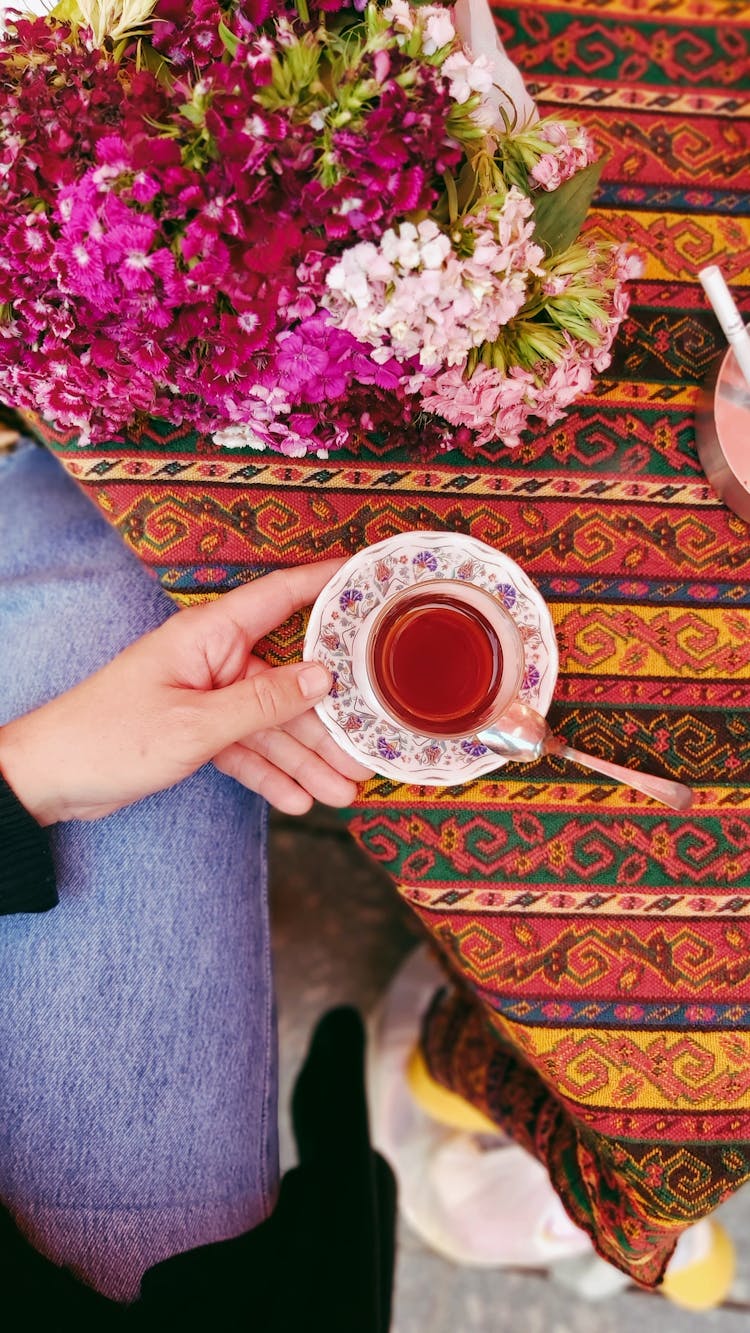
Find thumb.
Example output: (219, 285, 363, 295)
(195, 661, 332, 754)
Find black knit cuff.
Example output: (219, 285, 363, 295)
(0, 772, 58, 915)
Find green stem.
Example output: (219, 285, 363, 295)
(443, 172, 458, 226)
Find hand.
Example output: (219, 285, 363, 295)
(0, 560, 372, 824)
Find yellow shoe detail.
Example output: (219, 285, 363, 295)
(406, 1046, 501, 1135)
(661, 1222, 735, 1312)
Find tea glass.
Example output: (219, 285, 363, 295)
(351, 578, 525, 740)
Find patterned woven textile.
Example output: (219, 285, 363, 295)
(31, 0, 750, 1290)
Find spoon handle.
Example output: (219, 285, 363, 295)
(556, 744, 694, 813)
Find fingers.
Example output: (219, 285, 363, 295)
(240, 726, 361, 807)
(189, 559, 345, 646)
(238, 653, 373, 781)
(215, 745, 315, 816)
(210, 672, 372, 813)
(282, 709, 374, 782)
(195, 661, 332, 756)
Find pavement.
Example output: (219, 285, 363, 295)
(270, 807, 750, 1332)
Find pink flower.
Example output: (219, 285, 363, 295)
(530, 122, 596, 192)
(324, 194, 543, 370)
(419, 363, 535, 447)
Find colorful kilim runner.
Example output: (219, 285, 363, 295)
(32, 0, 750, 1290)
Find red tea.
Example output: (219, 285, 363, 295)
(370, 590, 504, 735)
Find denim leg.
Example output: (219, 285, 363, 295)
(0, 442, 278, 1301)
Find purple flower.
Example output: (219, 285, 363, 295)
(339, 587, 363, 611)
(377, 735, 402, 761)
(461, 739, 489, 757)
(350, 350, 404, 391)
(413, 551, 438, 572)
(276, 332, 330, 388)
(496, 583, 517, 609)
(523, 664, 540, 692)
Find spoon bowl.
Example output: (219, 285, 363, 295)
(477, 701, 694, 813)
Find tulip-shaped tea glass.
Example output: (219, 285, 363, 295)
(352, 578, 525, 739)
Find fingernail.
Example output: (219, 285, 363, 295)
(298, 662, 331, 699)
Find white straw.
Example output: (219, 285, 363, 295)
(698, 265, 750, 390)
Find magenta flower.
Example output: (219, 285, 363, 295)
(0, 0, 637, 456)
(276, 332, 330, 387)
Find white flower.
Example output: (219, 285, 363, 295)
(323, 196, 543, 371)
(326, 245, 382, 307)
(380, 226, 420, 269)
(419, 233, 451, 270)
(213, 424, 268, 451)
(441, 51, 493, 104)
(382, 0, 414, 33)
(421, 6, 455, 54)
(76, 0, 158, 46)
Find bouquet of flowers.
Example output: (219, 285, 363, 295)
(0, 0, 639, 457)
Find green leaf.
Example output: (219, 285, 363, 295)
(455, 160, 479, 212)
(136, 40, 170, 80)
(532, 157, 606, 255)
(180, 100, 204, 125)
(217, 19, 239, 58)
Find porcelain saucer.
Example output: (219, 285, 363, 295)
(303, 530, 559, 786)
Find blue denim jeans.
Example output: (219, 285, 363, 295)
(0, 441, 278, 1300)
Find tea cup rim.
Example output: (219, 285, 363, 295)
(361, 578, 525, 739)
(302, 529, 558, 786)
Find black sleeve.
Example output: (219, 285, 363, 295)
(0, 772, 58, 915)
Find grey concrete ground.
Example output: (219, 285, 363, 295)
(270, 810, 750, 1332)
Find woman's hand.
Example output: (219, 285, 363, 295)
(0, 559, 372, 823)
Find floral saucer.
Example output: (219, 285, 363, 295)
(303, 531, 558, 786)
